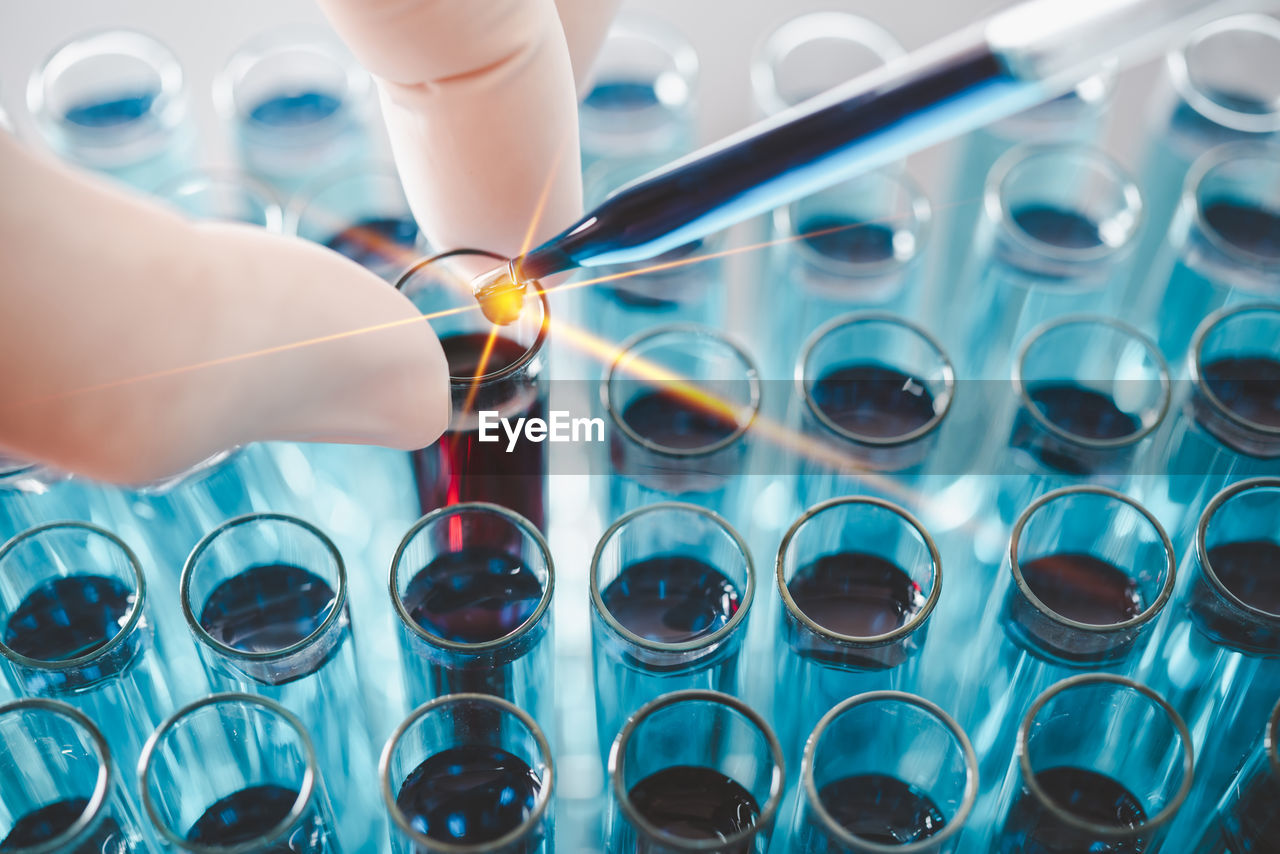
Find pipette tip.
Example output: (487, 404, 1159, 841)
(471, 262, 527, 325)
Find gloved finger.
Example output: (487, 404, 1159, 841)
(0, 134, 449, 485)
(554, 0, 624, 95)
(315, 0, 585, 256)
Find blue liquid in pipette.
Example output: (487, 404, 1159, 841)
(198, 564, 337, 653)
(186, 785, 302, 850)
(249, 91, 343, 127)
(0, 799, 124, 853)
(64, 92, 157, 128)
(396, 745, 541, 844)
(798, 216, 898, 264)
(4, 575, 134, 661)
(1010, 205, 1103, 250)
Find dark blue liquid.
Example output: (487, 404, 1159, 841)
(601, 555, 741, 644)
(1001, 766, 1148, 854)
(628, 766, 760, 844)
(811, 363, 937, 441)
(1018, 553, 1143, 626)
(788, 553, 925, 638)
(1026, 384, 1143, 441)
(583, 80, 661, 111)
(798, 215, 898, 264)
(818, 774, 946, 844)
(1202, 200, 1280, 261)
(249, 91, 343, 127)
(64, 92, 157, 128)
(186, 784, 301, 851)
(396, 745, 541, 844)
(4, 574, 134, 661)
(403, 547, 543, 644)
(199, 563, 337, 653)
(1010, 205, 1102, 250)
(1202, 357, 1280, 430)
(1207, 540, 1280, 617)
(0, 798, 124, 853)
(620, 389, 741, 451)
(323, 216, 420, 273)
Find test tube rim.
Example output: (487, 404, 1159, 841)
(153, 167, 285, 232)
(1011, 314, 1172, 451)
(1190, 302, 1280, 440)
(1194, 476, 1280, 624)
(1184, 140, 1280, 273)
(284, 158, 412, 240)
(389, 501, 555, 654)
(1007, 485, 1176, 635)
(179, 512, 349, 666)
(797, 311, 956, 449)
(0, 697, 114, 854)
(1167, 13, 1280, 135)
(1015, 673, 1194, 839)
(137, 691, 321, 854)
(799, 690, 979, 853)
(0, 520, 147, 673)
(378, 691, 554, 854)
(589, 501, 756, 654)
(603, 323, 762, 459)
(775, 495, 943, 648)
(607, 688, 785, 852)
(588, 10, 700, 112)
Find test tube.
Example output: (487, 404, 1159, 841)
(214, 29, 372, 199)
(590, 503, 754, 764)
(1136, 478, 1280, 841)
(381, 693, 554, 854)
(154, 169, 283, 230)
(789, 692, 977, 854)
(1138, 142, 1280, 362)
(606, 689, 784, 854)
(990, 675, 1193, 854)
(1194, 695, 1280, 853)
(397, 250, 550, 530)
(603, 325, 760, 523)
(26, 29, 194, 191)
(139, 692, 341, 854)
(0, 698, 150, 853)
(948, 143, 1144, 379)
(794, 313, 955, 514)
(774, 497, 941, 767)
(390, 503, 554, 732)
(289, 162, 424, 282)
(0, 521, 187, 772)
(181, 512, 383, 853)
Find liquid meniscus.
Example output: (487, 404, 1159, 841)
(627, 765, 760, 844)
(601, 555, 741, 644)
(620, 389, 741, 451)
(788, 552, 925, 638)
(1201, 356, 1280, 430)
(186, 784, 301, 851)
(1018, 552, 1143, 626)
(4, 574, 135, 662)
(1025, 384, 1143, 441)
(403, 547, 543, 644)
(810, 363, 937, 441)
(0, 798, 124, 853)
(818, 773, 947, 844)
(249, 91, 343, 127)
(64, 92, 157, 128)
(396, 745, 541, 844)
(1205, 540, 1280, 617)
(798, 215, 899, 265)
(1010, 205, 1103, 250)
(199, 563, 338, 653)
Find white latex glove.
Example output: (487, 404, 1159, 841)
(0, 0, 618, 485)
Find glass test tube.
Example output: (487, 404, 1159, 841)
(1194, 695, 1280, 853)
(289, 162, 425, 283)
(590, 503, 754, 765)
(789, 692, 977, 854)
(603, 325, 760, 523)
(0, 698, 150, 853)
(774, 497, 941, 768)
(155, 169, 283, 229)
(140, 692, 341, 854)
(1136, 477, 1280, 842)
(390, 503, 554, 732)
(397, 250, 550, 530)
(939, 486, 1173, 811)
(1130, 14, 1280, 284)
(214, 29, 372, 199)
(991, 675, 1193, 854)
(26, 29, 194, 190)
(794, 313, 955, 515)
(381, 693, 553, 854)
(0, 522, 187, 772)
(606, 689, 784, 854)
(1140, 142, 1280, 363)
(181, 512, 383, 853)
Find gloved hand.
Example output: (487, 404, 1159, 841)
(0, 0, 618, 485)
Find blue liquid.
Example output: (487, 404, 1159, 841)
(1000, 766, 1147, 854)
(186, 784, 301, 851)
(4, 575, 134, 661)
(601, 556, 741, 644)
(788, 553, 924, 638)
(620, 389, 740, 451)
(0, 798, 123, 853)
(323, 216, 420, 273)
(627, 766, 759, 843)
(1202, 357, 1280, 430)
(583, 80, 661, 111)
(1207, 541, 1280, 617)
(797, 215, 898, 264)
(1017, 553, 1143, 626)
(198, 563, 337, 653)
(810, 363, 937, 441)
(64, 92, 157, 128)
(396, 745, 541, 844)
(403, 548, 543, 644)
(1010, 205, 1102, 250)
(1025, 384, 1142, 442)
(818, 774, 946, 844)
(249, 91, 343, 127)
(1202, 200, 1280, 262)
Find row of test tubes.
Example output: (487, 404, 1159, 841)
(2, 5, 1280, 854)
